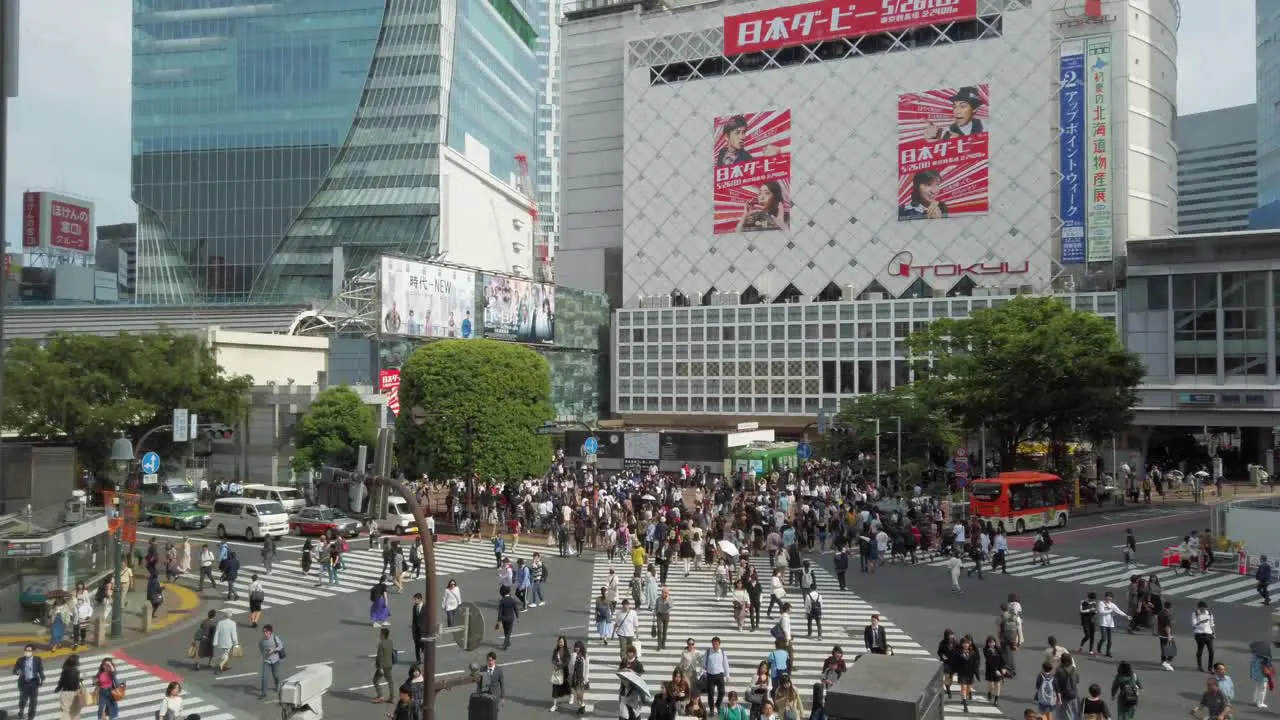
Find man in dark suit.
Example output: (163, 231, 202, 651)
(476, 652, 506, 704)
(411, 593, 426, 664)
(863, 615, 889, 655)
(12, 643, 45, 720)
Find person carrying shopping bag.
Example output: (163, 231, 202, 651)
(55, 653, 85, 720)
(93, 658, 124, 719)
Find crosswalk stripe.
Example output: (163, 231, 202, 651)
(0, 653, 240, 720)
(211, 542, 498, 614)
(579, 555, 1007, 719)
(922, 549, 1266, 606)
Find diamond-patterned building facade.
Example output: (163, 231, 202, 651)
(559, 0, 1179, 303)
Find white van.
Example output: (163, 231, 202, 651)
(211, 498, 290, 541)
(241, 484, 307, 514)
(376, 496, 419, 535)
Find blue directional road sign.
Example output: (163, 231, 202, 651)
(797, 442, 813, 460)
(582, 436, 599, 455)
(140, 452, 161, 475)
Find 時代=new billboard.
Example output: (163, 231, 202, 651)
(713, 110, 792, 235)
(379, 256, 476, 340)
(897, 84, 990, 220)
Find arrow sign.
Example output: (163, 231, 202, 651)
(582, 436, 599, 454)
(797, 442, 813, 461)
(140, 452, 161, 475)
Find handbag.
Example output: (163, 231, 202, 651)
(550, 669, 564, 685)
(186, 642, 197, 658)
(650, 622, 657, 638)
(249, 589, 265, 604)
(232, 645, 244, 658)
(110, 684, 126, 701)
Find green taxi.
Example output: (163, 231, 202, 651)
(144, 501, 210, 530)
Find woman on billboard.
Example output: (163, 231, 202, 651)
(898, 170, 949, 221)
(735, 181, 790, 232)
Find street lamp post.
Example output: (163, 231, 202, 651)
(108, 435, 134, 640)
(890, 415, 902, 482)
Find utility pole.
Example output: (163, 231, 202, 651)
(873, 418, 882, 489)
(0, 0, 18, 511)
(890, 415, 902, 479)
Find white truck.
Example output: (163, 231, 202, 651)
(374, 495, 419, 535)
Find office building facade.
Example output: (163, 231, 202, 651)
(534, 0, 563, 267)
(1259, 1, 1280, 206)
(1175, 104, 1258, 234)
(558, 0, 1179, 307)
(132, 0, 540, 303)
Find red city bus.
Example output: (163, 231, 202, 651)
(968, 471, 1071, 534)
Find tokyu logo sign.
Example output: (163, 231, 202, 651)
(888, 251, 1030, 279)
(1058, 0, 1115, 26)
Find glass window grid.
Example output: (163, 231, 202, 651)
(614, 293, 1119, 414)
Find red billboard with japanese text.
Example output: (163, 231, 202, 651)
(896, 84, 990, 221)
(379, 368, 401, 416)
(19, 191, 95, 254)
(724, 0, 978, 55)
(713, 110, 792, 235)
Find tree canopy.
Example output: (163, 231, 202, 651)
(827, 388, 958, 482)
(291, 385, 378, 474)
(395, 339, 554, 479)
(2, 331, 253, 475)
(907, 295, 1144, 469)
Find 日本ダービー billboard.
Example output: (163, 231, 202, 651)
(379, 256, 476, 340)
(713, 110, 792, 235)
(896, 84, 990, 221)
(724, 0, 979, 55)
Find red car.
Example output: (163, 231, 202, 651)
(289, 506, 360, 537)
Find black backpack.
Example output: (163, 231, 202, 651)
(370, 585, 381, 602)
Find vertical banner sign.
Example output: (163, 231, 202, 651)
(1059, 42, 1086, 264)
(379, 368, 402, 416)
(896, 85, 991, 220)
(122, 494, 142, 544)
(21, 192, 40, 248)
(1084, 36, 1113, 262)
(713, 110, 792, 235)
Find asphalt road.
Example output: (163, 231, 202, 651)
(816, 548, 1275, 719)
(122, 534, 600, 719)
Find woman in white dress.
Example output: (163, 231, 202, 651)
(178, 539, 191, 576)
(156, 681, 184, 720)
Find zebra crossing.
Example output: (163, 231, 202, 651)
(923, 549, 1271, 606)
(580, 554, 1003, 718)
(219, 539, 500, 614)
(1, 652, 238, 720)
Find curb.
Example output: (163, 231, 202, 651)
(0, 581, 207, 665)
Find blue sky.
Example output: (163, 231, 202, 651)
(0, 0, 1261, 243)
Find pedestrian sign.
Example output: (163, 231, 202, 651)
(582, 436, 599, 455)
(140, 452, 160, 475)
(797, 442, 813, 460)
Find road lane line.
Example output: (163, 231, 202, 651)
(1111, 536, 1178, 548)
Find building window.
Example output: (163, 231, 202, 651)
(1223, 271, 1268, 376)
(1172, 273, 1218, 377)
(1146, 276, 1169, 310)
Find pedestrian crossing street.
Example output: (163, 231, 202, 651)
(2, 652, 236, 720)
(581, 555, 1004, 719)
(923, 549, 1271, 606)
(220, 539, 500, 615)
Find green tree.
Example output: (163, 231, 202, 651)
(395, 339, 554, 479)
(826, 388, 958, 482)
(908, 295, 1144, 469)
(1, 331, 253, 477)
(291, 385, 378, 473)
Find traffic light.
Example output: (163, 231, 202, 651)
(202, 423, 235, 441)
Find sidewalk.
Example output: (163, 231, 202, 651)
(0, 580, 206, 665)
(1073, 480, 1276, 516)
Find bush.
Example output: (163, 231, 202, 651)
(395, 339, 554, 479)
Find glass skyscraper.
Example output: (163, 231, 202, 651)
(132, 0, 539, 302)
(1258, 1, 1280, 206)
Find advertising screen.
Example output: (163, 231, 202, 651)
(713, 110, 792, 235)
(897, 84, 990, 221)
(379, 257, 476, 340)
(724, 0, 979, 55)
(481, 274, 556, 343)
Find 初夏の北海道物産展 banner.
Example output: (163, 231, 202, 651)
(897, 84, 990, 221)
(713, 110, 792, 235)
